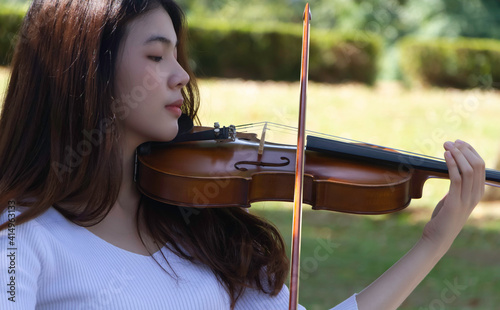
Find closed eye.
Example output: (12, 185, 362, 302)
(148, 56, 163, 62)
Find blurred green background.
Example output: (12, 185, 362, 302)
(1, 1, 499, 309)
(176, 0, 500, 81)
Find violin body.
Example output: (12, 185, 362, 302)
(136, 126, 449, 214)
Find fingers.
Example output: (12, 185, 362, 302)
(443, 145, 461, 198)
(445, 141, 474, 198)
(456, 140, 486, 199)
(443, 140, 486, 204)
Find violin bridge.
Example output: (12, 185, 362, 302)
(258, 122, 267, 155)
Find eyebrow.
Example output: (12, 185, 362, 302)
(143, 35, 178, 47)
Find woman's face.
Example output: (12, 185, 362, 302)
(113, 7, 189, 146)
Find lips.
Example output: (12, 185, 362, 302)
(165, 99, 183, 117)
(166, 99, 184, 108)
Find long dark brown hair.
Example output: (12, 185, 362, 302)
(0, 0, 288, 308)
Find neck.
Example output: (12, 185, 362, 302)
(115, 137, 142, 217)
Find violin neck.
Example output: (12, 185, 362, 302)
(306, 136, 500, 187)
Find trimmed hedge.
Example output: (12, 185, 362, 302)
(188, 21, 382, 84)
(399, 38, 500, 89)
(0, 7, 25, 66)
(310, 30, 381, 84)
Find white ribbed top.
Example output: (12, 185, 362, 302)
(0, 206, 358, 309)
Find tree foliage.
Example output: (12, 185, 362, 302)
(177, 0, 500, 42)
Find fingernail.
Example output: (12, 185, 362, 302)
(444, 141, 453, 148)
(455, 139, 464, 145)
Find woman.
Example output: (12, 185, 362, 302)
(0, 0, 486, 309)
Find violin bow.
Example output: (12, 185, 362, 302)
(289, 3, 311, 310)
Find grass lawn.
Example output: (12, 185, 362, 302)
(251, 204, 500, 310)
(1, 68, 500, 309)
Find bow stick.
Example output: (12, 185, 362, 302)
(289, 3, 311, 310)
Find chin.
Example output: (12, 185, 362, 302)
(152, 123, 179, 142)
(126, 121, 180, 146)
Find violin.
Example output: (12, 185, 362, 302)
(135, 119, 500, 214)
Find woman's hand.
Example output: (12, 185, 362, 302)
(421, 140, 486, 252)
(356, 140, 486, 310)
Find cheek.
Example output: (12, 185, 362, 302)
(114, 62, 158, 119)
(118, 95, 180, 143)
(115, 61, 151, 102)
(114, 57, 178, 142)
(126, 110, 179, 141)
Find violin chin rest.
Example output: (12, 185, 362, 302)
(177, 113, 194, 136)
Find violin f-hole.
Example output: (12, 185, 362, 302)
(234, 157, 291, 172)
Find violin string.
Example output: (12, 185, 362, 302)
(234, 122, 446, 163)
(236, 122, 302, 142)
(234, 124, 500, 178)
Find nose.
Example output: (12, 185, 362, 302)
(168, 61, 190, 89)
